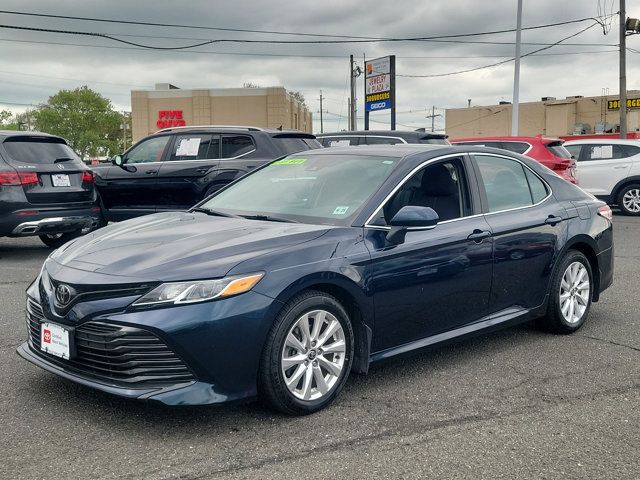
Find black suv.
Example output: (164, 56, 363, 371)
(317, 129, 449, 147)
(0, 131, 101, 248)
(93, 126, 321, 221)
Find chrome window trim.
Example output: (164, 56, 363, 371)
(363, 153, 468, 228)
(321, 134, 408, 144)
(471, 152, 553, 216)
(363, 151, 553, 229)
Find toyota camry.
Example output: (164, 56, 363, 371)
(18, 145, 614, 415)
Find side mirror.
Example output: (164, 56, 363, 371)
(112, 155, 124, 166)
(386, 206, 439, 245)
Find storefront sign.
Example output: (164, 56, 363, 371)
(364, 56, 396, 124)
(156, 110, 186, 129)
(607, 98, 640, 110)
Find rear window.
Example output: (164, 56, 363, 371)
(221, 135, 255, 158)
(545, 141, 572, 159)
(418, 137, 449, 145)
(2, 137, 79, 164)
(322, 137, 359, 147)
(273, 137, 321, 154)
(500, 142, 530, 154)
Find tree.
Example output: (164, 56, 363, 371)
(288, 90, 307, 108)
(31, 86, 122, 160)
(242, 82, 262, 88)
(0, 109, 20, 130)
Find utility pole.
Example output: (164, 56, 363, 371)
(511, 0, 523, 136)
(349, 55, 357, 130)
(620, 0, 628, 138)
(425, 106, 442, 132)
(319, 90, 324, 134)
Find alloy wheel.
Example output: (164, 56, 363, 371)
(281, 309, 346, 401)
(559, 261, 590, 324)
(622, 188, 640, 213)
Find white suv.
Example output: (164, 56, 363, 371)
(564, 139, 640, 215)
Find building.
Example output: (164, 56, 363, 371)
(445, 91, 640, 139)
(131, 83, 313, 142)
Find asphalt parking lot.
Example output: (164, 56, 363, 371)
(1, 216, 639, 480)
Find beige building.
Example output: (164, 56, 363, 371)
(445, 91, 640, 138)
(131, 84, 312, 142)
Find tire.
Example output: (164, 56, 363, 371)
(39, 231, 81, 249)
(538, 250, 593, 334)
(258, 290, 354, 415)
(617, 183, 640, 216)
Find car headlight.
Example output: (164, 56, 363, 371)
(131, 272, 264, 307)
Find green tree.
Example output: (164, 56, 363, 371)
(31, 86, 122, 160)
(0, 109, 20, 130)
(288, 90, 307, 108)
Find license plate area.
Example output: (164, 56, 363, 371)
(51, 174, 71, 187)
(40, 322, 74, 359)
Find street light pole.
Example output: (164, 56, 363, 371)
(620, 0, 628, 138)
(511, 0, 523, 136)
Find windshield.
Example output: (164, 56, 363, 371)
(3, 137, 80, 164)
(200, 154, 398, 225)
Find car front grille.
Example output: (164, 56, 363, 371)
(26, 297, 195, 389)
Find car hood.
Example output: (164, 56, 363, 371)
(49, 212, 331, 282)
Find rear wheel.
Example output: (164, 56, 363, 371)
(539, 250, 593, 333)
(258, 290, 354, 415)
(618, 184, 640, 216)
(39, 231, 81, 249)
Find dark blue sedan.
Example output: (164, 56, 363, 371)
(18, 145, 614, 414)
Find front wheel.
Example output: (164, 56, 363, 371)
(618, 184, 640, 216)
(258, 290, 354, 415)
(539, 250, 593, 334)
(39, 231, 81, 249)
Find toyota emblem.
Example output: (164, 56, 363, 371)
(55, 284, 72, 305)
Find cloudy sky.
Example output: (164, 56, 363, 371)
(0, 0, 635, 133)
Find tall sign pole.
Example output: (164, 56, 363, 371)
(349, 55, 357, 130)
(364, 55, 395, 130)
(511, 0, 523, 136)
(620, 0, 628, 138)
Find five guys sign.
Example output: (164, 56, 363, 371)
(157, 110, 186, 129)
(364, 55, 396, 130)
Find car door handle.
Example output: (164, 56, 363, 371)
(196, 168, 209, 173)
(545, 215, 563, 226)
(467, 229, 492, 243)
(613, 165, 629, 169)
(145, 169, 158, 175)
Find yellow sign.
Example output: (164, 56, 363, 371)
(607, 98, 640, 110)
(366, 91, 391, 103)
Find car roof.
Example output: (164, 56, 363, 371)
(451, 136, 560, 143)
(563, 138, 640, 145)
(300, 144, 449, 157)
(317, 130, 447, 138)
(0, 130, 64, 141)
(152, 125, 314, 136)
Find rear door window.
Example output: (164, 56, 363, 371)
(221, 135, 255, 158)
(475, 155, 537, 212)
(2, 137, 79, 164)
(169, 135, 219, 161)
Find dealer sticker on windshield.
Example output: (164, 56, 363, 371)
(332, 206, 349, 215)
(273, 158, 306, 165)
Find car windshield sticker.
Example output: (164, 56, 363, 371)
(591, 145, 613, 159)
(382, 160, 394, 164)
(176, 137, 201, 156)
(273, 158, 306, 165)
(332, 206, 349, 215)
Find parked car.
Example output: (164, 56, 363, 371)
(92, 126, 321, 222)
(317, 129, 449, 147)
(563, 139, 640, 215)
(19, 144, 613, 415)
(0, 131, 101, 248)
(451, 135, 578, 184)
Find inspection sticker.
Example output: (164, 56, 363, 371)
(332, 206, 349, 215)
(273, 158, 306, 165)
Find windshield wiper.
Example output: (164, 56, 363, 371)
(191, 207, 241, 218)
(54, 157, 75, 163)
(240, 214, 299, 223)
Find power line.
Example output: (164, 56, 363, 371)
(397, 22, 601, 78)
(0, 69, 150, 88)
(0, 9, 614, 43)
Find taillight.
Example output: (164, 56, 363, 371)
(598, 205, 613, 221)
(0, 172, 38, 185)
(81, 171, 95, 183)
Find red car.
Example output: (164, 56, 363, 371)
(450, 135, 578, 184)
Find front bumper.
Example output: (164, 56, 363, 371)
(17, 277, 280, 406)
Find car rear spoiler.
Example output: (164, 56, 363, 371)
(271, 132, 317, 139)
